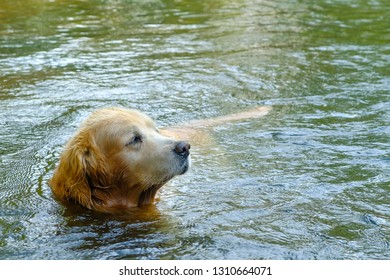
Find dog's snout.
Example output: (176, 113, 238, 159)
(174, 141, 190, 158)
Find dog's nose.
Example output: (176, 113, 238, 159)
(174, 141, 191, 158)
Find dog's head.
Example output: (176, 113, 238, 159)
(50, 108, 190, 211)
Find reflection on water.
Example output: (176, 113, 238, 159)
(0, 0, 389, 259)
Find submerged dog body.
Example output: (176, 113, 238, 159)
(50, 108, 190, 212)
(50, 105, 271, 213)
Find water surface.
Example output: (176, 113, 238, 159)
(0, 0, 389, 259)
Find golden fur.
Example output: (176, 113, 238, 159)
(49, 106, 271, 213)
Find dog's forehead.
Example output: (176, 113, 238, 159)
(121, 110, 156, 129)
(85, 108, 158, 141)
(102, 109, 156, 134)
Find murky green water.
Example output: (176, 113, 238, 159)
(1, 0, 389, 259)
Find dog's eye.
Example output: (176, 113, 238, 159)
(126, 135, 142, 146)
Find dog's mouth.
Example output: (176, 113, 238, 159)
(179, 156, 190, 175)
(172, 146, 190, 174)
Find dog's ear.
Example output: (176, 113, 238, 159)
(50, 133, 110, 209)
(82, 141, 111, 192)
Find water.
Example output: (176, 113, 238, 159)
(0, 0, 389, 260)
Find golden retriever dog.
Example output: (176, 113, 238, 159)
(49, 106, 271, 213)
